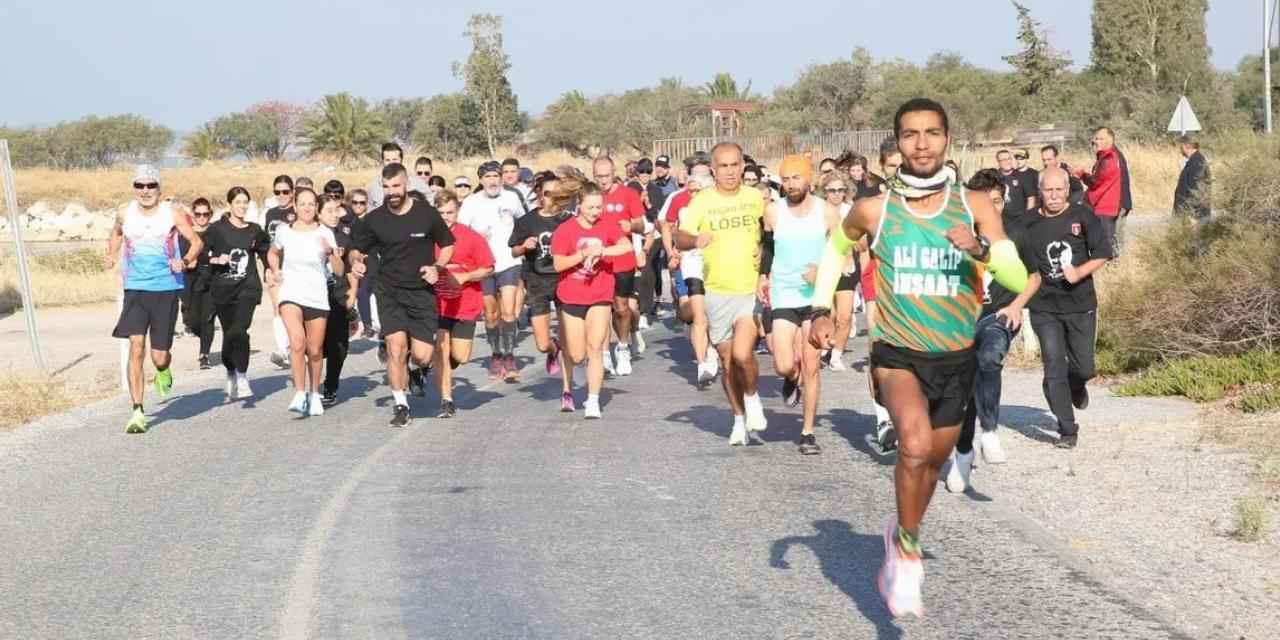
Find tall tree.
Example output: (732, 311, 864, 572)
(301, 93, 389, 166)
(1003, 1, 1072, 96)
(1090, 0, 1211, 91)
(245, 101, 306, 161)
(763, 49, 873, 132)
(375, 98, 430, 144)
(452, 13, 520, 157)
(703, 73, 751, 100)
(181, 124, 226, 164)
(410, 93, 488, 160)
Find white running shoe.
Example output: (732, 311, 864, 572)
(706, 350, 720, 377)
(615, 346, 633, 376)
(584, 397, 602, 419)
(828, 356, 847, 371)
(287, 391, 308, 415)
(945, 450, 974, 493)
(638, 316, 650, 331)
(745, 405, 768, 434)
(728, 421, 748, 446)
(225, 375, 236, 400)
(878, 519, 925, 618)
(602, 348, 616, 376)
(309, 392, 325, 416)
(236, 376, 253, 400)
(633, 330, 647, 354)
(979, 430, 1007, 464)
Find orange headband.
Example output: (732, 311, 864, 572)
(778, 154, 812, 181)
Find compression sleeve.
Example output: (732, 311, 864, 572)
(985, 239, 1028, 294)
(811, 226, 858, 309)
(760, 230, 774, 275)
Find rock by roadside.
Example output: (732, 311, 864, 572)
(0, 201, 115, 242)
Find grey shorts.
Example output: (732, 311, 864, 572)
(481, 265, 522, 296)
(704, 292, 756, 345)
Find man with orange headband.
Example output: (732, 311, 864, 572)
(758, 155, 842, 454)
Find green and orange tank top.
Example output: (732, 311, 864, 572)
(869, 183, 982, 353)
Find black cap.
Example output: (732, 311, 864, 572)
(637, 158, 654, 174)
(655, 154, 671, 168)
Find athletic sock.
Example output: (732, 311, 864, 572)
(486, 326, 501, 356)
(235, 372, 248, 383)
(874, 402, 891, 424)
(896, 526, 922, 557)
(587, 393, 599, 405)
(272, 317, 289, 354)
(499, 320, 517, 355)
(743, 392, 762, 413)
(392, 390, 408, 406)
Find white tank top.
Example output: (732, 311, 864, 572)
(121, 201, 182, 291)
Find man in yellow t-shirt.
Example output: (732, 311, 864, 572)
(676, 142, 767, 446)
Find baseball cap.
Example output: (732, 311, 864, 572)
(1013, 149, 1029, 160)
(132, 164, 160, 184)
(637, 158, 654, 174)
(454, 176, 471, 187)
(518, 167, 534, 183)
(655, 155, 671, 168)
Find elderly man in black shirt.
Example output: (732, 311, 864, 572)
(1174, 136, 1211, 223)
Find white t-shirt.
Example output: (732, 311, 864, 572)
(458, 189, 525, 273)
(273, 224, 337, 311)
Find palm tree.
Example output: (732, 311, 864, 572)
(180, 124, 225, 164)
(703, 73, 752, 100)
(301, 93, 389, 166)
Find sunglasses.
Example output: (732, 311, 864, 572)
(417, 171, 432, 177)
(193, 211, 212, 217)
(825, 187, 848, 194)
(274, 189, 292, 195)
(133, 182, 159, 190)
(324, 192, 344, 200)
(351, 199, 368, 206)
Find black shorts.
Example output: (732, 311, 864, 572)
(375, 283, 438, 344)
(871, 342, 977, 428)
(524, 273, 558, 316)
(438, 316, 477, 340)
(684, 278, 706, 297)
(560, 301, 611, 319)
(837, 274, 856, 292)
(614, 270, 637, 298)
(112, 290, 180, 350)
(280, 302, 327, 322)
(770, 306, 811, 328)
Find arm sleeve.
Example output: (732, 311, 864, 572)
(985, 239, 1028, 294)
(760, 230, 775, 275)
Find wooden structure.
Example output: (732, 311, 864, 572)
(680, 100, 759, 138)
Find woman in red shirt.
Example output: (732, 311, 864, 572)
(433, 189, 496, 418)
(551, 182, 633, 419)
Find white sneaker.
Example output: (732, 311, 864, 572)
(584, 397, 602, 419)
(979, 430, 1007, 464)
(745, 406, 768, 434)
(225, 375, 236, 400)
(633, 331, 647, 354)
(602, 348, 616, 376)
(706, 351, 720, 377)
(945, 450, 974, 493)
(615, 346, 633, 376)
(638, 316, 650, 331)
(287, 391, 308, 415)
(729, 421, 748, 446)
(236, 376, 252, 399)
(828, 356, 847, 371)
(878, 519, 925, 618)
(309, 392, 325, 416)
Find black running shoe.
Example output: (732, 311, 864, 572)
(1056, 434, 1078, 449)
(1072, 385, 1089, 410)
(408, 368, 426, 397)
(321, 390, 337, 408)
(390, 404, 411, 428)
(198, 354, 211, 370)
(437, 399, 456, 419)
(797, 433, 822, 455)
(876, 421, 898, 453)
(782, 375, 801, 408)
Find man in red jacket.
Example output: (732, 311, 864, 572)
(1073, 127, 1124, 256)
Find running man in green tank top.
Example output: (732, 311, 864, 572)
(806, 99, 1028, 618)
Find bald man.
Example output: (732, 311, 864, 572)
(759, 155, 843, 455)
(1024, 167, 1113, 449)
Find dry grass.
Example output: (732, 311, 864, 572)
(10, 148, 592, 211)
(0, 248, 118, 312)
(0, 372, 76, 430)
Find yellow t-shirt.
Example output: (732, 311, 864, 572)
(679, 187, 763, 295)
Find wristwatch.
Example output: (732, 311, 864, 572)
(975, 235, 991, 261)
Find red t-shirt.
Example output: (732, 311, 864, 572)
(600, 183, 645, 272)
(663, 189, 692, 224)
(435, 223, 495, 321)
(551, 217, 624, 305)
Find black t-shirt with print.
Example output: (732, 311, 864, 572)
(1001, 171, 1034, 216)
(263, 206, 296, 243)
(982, 212, 1039, 315)
(204, 218, 271, 304)
(327, 227, 354, 307)
(351, 200, 455, 290)
(1025, 203, 1114, 314)
(509, 211, 572, 277)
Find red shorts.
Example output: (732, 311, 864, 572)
(860, 258, 877, 302)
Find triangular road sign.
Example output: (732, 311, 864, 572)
(1167, 96, 1202, 134)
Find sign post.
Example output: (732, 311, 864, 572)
(1167, 96, 1202, 136)
(0, 140, 49, 373)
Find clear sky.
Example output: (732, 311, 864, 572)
(0, 0, 1260, 130)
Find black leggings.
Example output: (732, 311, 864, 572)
(189, 287, 217, 356)
(323, 306, 350, 394)
(215, 297, 258, 374)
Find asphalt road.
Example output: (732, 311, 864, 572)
(0, 321, 1194, 639)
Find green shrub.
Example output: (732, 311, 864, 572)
(1238, 388, 1280, 414)
(1234, 497, 1268, 543)
(1116, 350, 1280, 402)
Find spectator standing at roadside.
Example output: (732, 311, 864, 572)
(1173, 136, 1211, 223)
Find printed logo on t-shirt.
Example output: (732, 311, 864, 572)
(1046, 241, 1073, 281)
(574, 237, 604, 278)
(1070, 222, 1081, 236)
(225, 248, 249, 280)
(410, 232, 426, 238)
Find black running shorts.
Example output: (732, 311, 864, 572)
(684, 277, 706, 297)
(375, 282, 438, 345)
(613, 270, 637, 298)
(438, 316, 477, 340)
(870, 342, 977, 428)
(524, 273, 557, 316)
(113, 290, 180, 350)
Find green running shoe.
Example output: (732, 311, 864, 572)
(154, 368, 173, 397)
(125, 409, 148, 434)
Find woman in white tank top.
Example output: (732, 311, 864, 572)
(267, 187, 342, 417)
